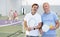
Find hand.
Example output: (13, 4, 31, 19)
(50, 26, 56, 30)
(27, 27, 33, 31)
(39, 29, 43, 35)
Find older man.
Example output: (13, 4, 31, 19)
(41, 2, 59, 37)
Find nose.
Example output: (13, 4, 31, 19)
(45, 5, 48, 7)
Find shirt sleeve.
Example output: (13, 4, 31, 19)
(53, 13, 59, 21)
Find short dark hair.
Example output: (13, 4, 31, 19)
(32, 3, 39, 8)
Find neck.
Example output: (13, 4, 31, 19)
(45, 10, 50, 14)
(31, 12, 36, 15)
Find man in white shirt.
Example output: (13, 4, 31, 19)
(24, 3, 42, 37)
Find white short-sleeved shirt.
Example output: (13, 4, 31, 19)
(24, 12, 42, 36)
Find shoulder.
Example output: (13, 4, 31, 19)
(24, 13, 31, 20)
(50, 11, 57, 16)
(41, 13, 45, 17)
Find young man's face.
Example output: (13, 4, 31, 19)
(43, 3, 50, 13)
(31, 5, 38, 15)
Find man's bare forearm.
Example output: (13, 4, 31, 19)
(55, 20, 59, 29)
(24, 20, 28, 30)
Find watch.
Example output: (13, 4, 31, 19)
(34, 28, 35, 30)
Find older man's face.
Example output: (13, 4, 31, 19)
(43, 3, 50, 13)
